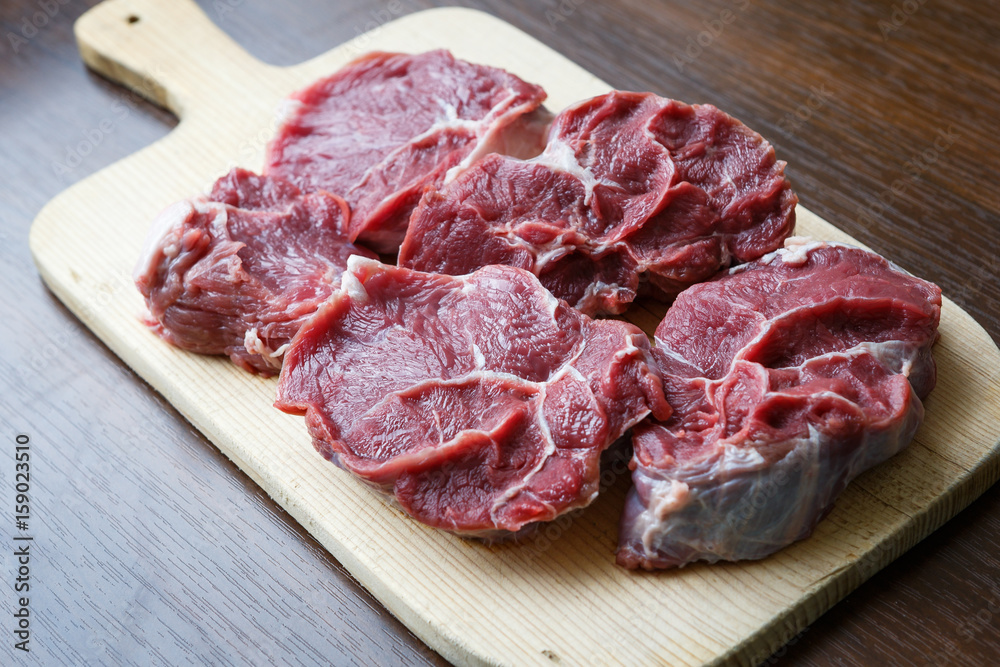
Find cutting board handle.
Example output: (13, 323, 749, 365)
(75, 0, 265, 118)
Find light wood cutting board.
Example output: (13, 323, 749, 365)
(29, 0, 1000, 664)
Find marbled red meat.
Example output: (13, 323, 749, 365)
(134, 168, 377, 375)
(274, 257, 670, 536)
(265, 50, 550, 253)
(616, 238, 941, 569)
(399, 91, 796, 315)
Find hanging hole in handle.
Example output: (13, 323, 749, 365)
(126, 15, 140, 24)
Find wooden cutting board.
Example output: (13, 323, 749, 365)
(29, 0, 1000, 664)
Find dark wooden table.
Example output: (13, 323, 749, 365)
(2, 0, 998, 664)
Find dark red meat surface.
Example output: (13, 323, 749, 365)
(399, 91, 796, 315)
(134, 168, 377, 375)
(616, 238, 941, 569)
(265, 50, 550, 253)
(274, 257, 670, 536)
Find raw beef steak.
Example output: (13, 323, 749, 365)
(265, 50, 551, 253)
(274, 256, 671, 537)
(616, 238, 941, 569)
(399, 91, 796, 315)
(134, 168, 377, 376)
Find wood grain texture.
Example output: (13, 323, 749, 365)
(20, 0, 1000, 665)
(4, 0, 1000, 665)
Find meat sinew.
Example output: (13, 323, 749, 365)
(616, 238, 941, 569)
(274, 256, 671, 537)
(399, 91, 796, 315)
(265, 50, 551, 253)
(134, 168, 377, 376)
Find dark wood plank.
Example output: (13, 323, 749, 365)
(1, 0, 997, 665)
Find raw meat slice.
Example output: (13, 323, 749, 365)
(399, 91, 796, 315)
(274, 256, 671, 537)
(617, 238, 941, 569)
(134, 168, 377, 376)
(265, 50, 551, 253)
